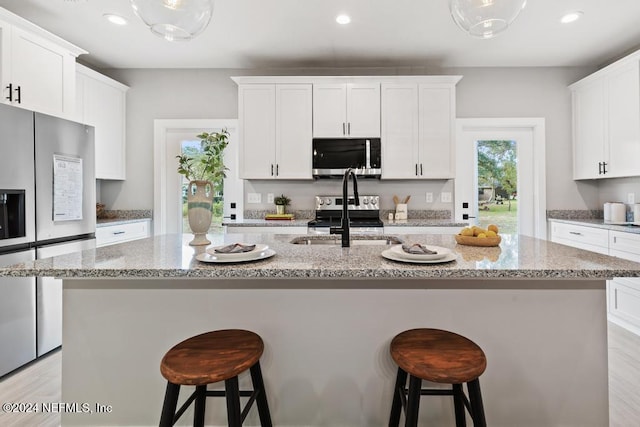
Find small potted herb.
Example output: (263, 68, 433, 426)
(274, 194, 291, 215)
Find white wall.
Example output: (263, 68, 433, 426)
(99, 66, 596, 212)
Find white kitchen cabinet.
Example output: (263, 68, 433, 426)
(608, 278, 640, 337)
(571, 51, 640, 179)
(96, 220, 151, 247)
(609, 230, 640, 262)
(0, 10, 85, 119)
(239, 84, 312, 179)
(76, 64, 128, 180)
(381, 83, 456, 179)
(313, 83, 380, 137)
(549, 221, 609, 255)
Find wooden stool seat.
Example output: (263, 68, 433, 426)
(389, 328, 488, 427)
(158, 329, 272, 427)
(390, 328, 486, 384)
(161, 329, 264, 386)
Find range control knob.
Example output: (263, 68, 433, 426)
(362, 197, 369, 205)
(325, 198, 332, 205)
(318, 199, 324, 205)
(372, 196, 379, 206)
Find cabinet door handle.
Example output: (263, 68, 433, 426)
(342, 122, 346, 135)
(347, 122, 351, 135)
(415, 164, 418, 176)
(5, 84, 12, 102)
(598, 162, 602, 175)
(602, 162, 607, 174)
(276, 164, 279, 176)
(112, 231, 125, 235)
(14, 85, 21, 104)
(420, 164, 423, 175)
(271, 164, 274, 176)
(569, 231, 583, 236)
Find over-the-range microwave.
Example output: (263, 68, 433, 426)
(312, 138, 381, 178)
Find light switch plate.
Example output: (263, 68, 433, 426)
(247, 193, 262, 203)
(425, 192, 433, 203)
(441, 192, 452, 203)
(267, 193, 274, 203)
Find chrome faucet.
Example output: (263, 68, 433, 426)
(330, 168, 359, 247)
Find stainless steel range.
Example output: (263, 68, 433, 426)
(307, 195, 384, 234)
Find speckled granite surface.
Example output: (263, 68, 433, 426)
(548, 218, 640, 235)
(383, 219, 467, 227)
(224, 218, 465, 228)
(97, 217, 152, 227)
(3, 232, 640, 280)
(224, 219, 310, 227)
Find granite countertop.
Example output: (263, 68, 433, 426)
(548, 218, 640, 235)
(224, 219, 311, 227)
(383, 219, 467, 227)
(3, 232, 640, 280)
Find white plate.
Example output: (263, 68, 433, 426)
(206, 243, 269, 261)
(382, 248, 457, 264)
(197, 248, 276, 264)
(390, 244, 450, 261)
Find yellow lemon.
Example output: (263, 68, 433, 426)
(473, 228, 486, 237)
(477, 233, 487, 238)
(461, 227, 474, 236)
(487, 224, 499, 234)
(486, 230, 497, 237)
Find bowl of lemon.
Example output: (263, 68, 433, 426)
(454, 224, 501, 247)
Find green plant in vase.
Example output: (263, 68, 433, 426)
(274, 194, 291, 215)
(176, 129, 229, 245)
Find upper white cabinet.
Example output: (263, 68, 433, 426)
(237, 83, 312, 179)
(571, 51, 640, 179)
(313, 83, 380, 137)
(232, 76, 460, 181)
(381, 79, 459, 179)
(76, 64, 128, 180)
(0, 8, 86, 119)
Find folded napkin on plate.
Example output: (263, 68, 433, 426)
(214, 243, 256, 254)
(401, 243, 437, 255)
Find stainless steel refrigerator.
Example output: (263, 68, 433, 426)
(0, 103, 95, 376)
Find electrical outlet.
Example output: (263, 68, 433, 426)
(628, 193, 635, 204)
(247, 193, 262, 204)
(425, 192, 433, 203)
(267, 193, 274, 203)
(441, 192, 452, 203)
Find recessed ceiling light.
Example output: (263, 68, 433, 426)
(336, 14, 351, 25)
(560, 11, 583, 24)
(104, 14, 128, 26)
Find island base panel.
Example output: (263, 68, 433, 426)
(61, 279, 607, 426)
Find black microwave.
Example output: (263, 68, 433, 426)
(312, 138, 381, 178)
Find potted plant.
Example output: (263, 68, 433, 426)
(274, 194, 291, 215)
(176, 129, 229, 245)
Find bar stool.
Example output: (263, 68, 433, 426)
(159, 329, 272, 427)
(388, 328, 487, 427)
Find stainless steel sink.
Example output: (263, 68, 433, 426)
(290, 235, 403, 246)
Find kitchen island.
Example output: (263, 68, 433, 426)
(3, 232, 640, 427)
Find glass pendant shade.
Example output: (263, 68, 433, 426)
(130, 0, 214, 41)
(450, 0, 527, 39)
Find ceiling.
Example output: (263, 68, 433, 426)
(1, 0, 640, 70)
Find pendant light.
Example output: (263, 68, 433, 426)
(449, 0, 527, 39)
(130, 0, 214, 41)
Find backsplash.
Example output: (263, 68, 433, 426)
(244, 209, 451, 220)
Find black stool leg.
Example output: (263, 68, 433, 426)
(225, 376, 242, 427)
(193, 385, 207, 427)
(159, 382, 180, 427)
(404, 375, 422, 427)
(249, 361, 273, 427)
(389, 367, 407, 427)
(467, 379, 487, 427)
(453, 383, 467, 427)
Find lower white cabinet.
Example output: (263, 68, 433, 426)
(608, 278, 640, 336)
(549, 221, 609, 255)
(96, 220, 150, 247)
(549, 220, 640, 336)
